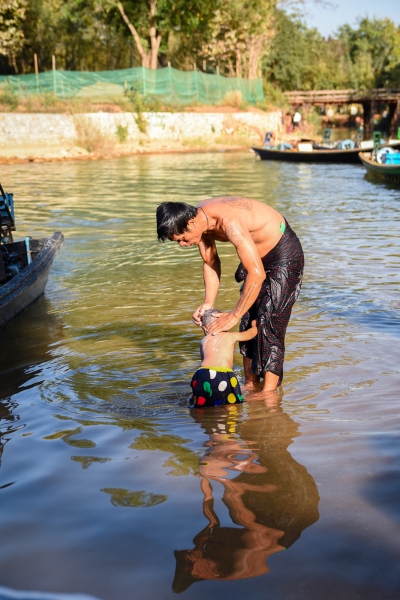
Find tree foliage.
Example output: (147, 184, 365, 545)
(265, 12, 400, 90)
(337, 18, 400, 88)
(0, 0, 26, 72)
(199, 0, 276, 79)
(0, 0, 399, 95)
(110, 0, 216, 69)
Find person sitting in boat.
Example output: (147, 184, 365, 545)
(189, 309, 257, 407)
(263, 131, 275, 148)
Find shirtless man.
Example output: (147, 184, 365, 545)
(156, 197, 304, 391)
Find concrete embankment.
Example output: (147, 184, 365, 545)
(0, 110, 281, 162)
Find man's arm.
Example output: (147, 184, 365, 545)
(192, 236, 221, 325)
(207, 222, 265, 335)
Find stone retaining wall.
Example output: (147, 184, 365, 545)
(0, 111, 282, 145)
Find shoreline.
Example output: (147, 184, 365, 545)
(0, 142, 254, 165)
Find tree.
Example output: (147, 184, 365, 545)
(264, 10, 351, 90)
(10, 0, 139, 73)
(113, 0, 215, 69)
(200, 0, 276, 79)
(337, 18, 400, 89)
(0, 0, 26, 72)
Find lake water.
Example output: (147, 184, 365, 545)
(0, 151, 399, 600)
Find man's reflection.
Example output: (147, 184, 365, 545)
(173, 395, 320, 592)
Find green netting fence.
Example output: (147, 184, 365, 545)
(0, 66, 263, 105)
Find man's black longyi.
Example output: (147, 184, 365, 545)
(235, 220, 304, 385)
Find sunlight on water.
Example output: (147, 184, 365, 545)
(0, 152, 399, 600)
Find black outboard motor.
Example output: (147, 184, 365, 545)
(0, 182, 15, 244)
(0, 182, 21, 284)
(0, 246, 23, 281)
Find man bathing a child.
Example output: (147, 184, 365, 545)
(156, 196, 304, 396)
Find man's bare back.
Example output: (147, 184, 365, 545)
(198, 196, 284, 258)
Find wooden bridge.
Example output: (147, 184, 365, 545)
(284, 89, 400, 137)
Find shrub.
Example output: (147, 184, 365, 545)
(260, 81, 287, 109)
(115, 123, 129, 143)
(0, 82, 20, 110)
(73, 115, 114, 153)
(221, 90, 248, 110)
(125, 87, 149, 134)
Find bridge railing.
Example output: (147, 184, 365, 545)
(284, 88, 400, 104)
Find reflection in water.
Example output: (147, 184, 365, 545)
(101, 488, 168, 508)
(172, 398, 320, 592)
(0, 398, 19, 469)
(0, 155, 398, 599)
(0, 296, 64, 400)
(0, 297, 64, 468)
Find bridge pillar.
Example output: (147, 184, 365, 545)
(362, 102, 371, 138)
(363, 100, 377, 139)
(389, 100, 400, 138)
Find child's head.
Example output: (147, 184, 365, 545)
(201, 308, 222, 330)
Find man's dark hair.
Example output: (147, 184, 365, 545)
(156, 202, 198, 242)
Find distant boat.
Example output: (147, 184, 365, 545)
(253, 144, 363, 163)
(0, 184, 64, 329)
(252, 139, 400, 164)
(359, 148, 400, 184)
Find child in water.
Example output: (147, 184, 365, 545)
(190, 309, 257, 407)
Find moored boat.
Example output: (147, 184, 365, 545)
(0, 184, 64, 329)
(252, 144, 364, 163)
(359, 149, 400, 184)
(252, 138, 400, 164)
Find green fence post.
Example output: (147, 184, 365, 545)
(52, 55, 57, 96)
(168, 62, 173, 102)
(142, 66, 147, 96)
(195, 68, 199, 103)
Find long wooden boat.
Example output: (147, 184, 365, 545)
(1, 184, 64, 329)
(359, 152, 400, 184)
(252, 148, 360, 164)
(252, 140, 400, 164)
(253, 145, 366, 164)
(0, 233, 64, 329)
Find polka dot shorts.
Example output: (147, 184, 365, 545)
(190, 367, 243, 408)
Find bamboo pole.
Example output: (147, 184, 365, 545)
(34, 53, 39, 93)
(52, 54, 57, 96)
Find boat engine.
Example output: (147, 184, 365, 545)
(0, 182, 15, 244)
(0, 246, 23, 283)
(0, 181, 20, 284)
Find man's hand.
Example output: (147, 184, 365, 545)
(192, 302, 214, 326)
(206, 311, 239, 335)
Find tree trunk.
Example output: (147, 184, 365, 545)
(235, 48, 242, 78)
(12, 54, 19, 74)
(247, 36, 264, 79)
(117, 2, 150, 68)
(149, 0, 161, 69)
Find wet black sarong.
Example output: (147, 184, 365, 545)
(235, 220, 304, 385)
